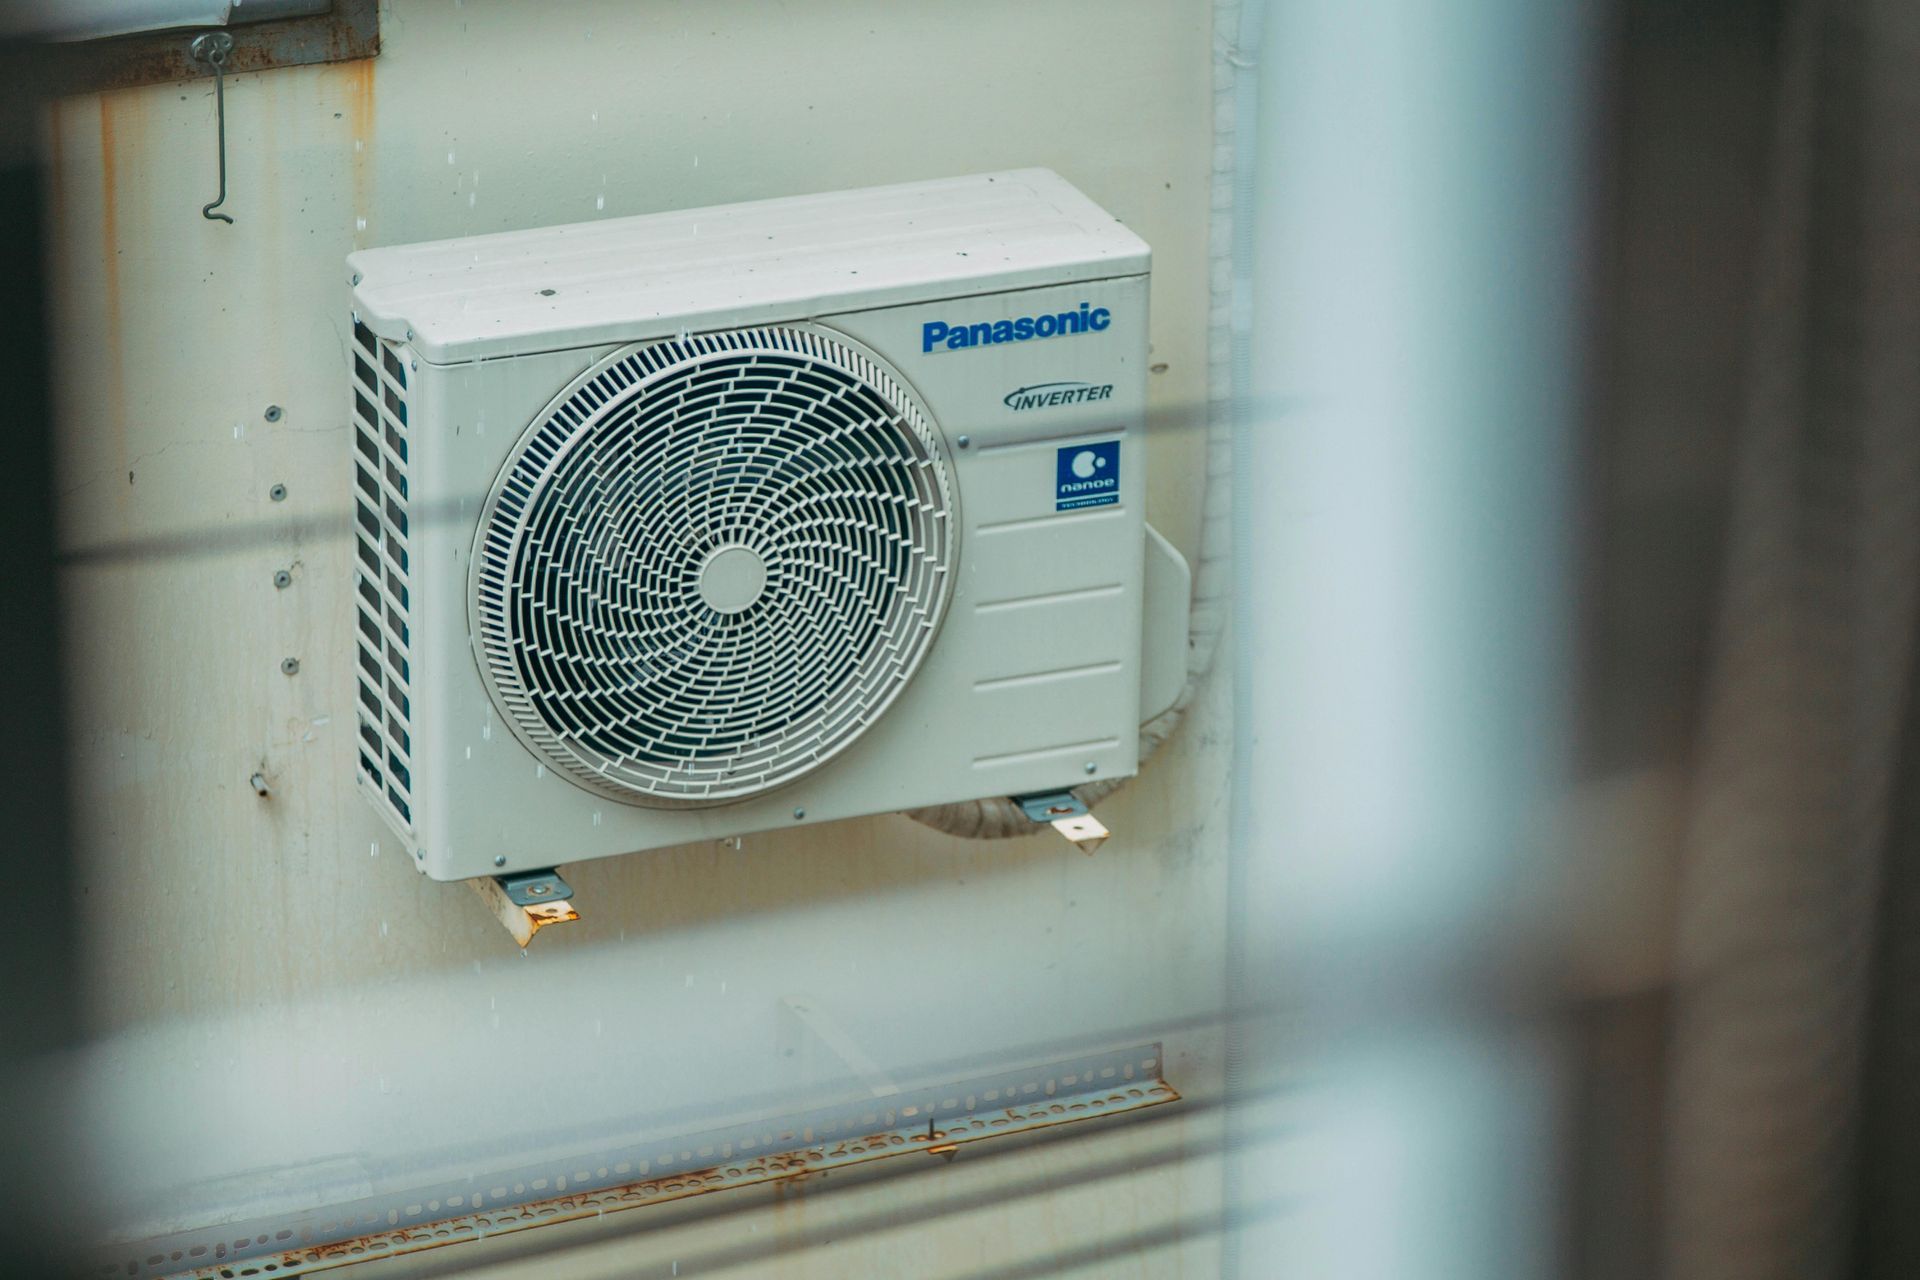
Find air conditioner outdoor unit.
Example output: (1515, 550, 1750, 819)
(344, 169, 1188, 885)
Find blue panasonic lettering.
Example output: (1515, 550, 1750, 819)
(921, 302, 1115, 353)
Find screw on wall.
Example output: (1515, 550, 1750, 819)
(280, 657, 300, 676)
(269, 483, 288, 502)
(249, 772, 271, 798)
(273, 569, 292, 589)
(264, 405, 283, 423)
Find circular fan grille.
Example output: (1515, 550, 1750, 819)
(471, 325, 957, 807)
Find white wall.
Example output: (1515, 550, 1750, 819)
(42, 1, 1228, 1274)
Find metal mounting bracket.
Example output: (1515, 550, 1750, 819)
(1014, 790, 1111, 854)
(469, 868, 579, 946)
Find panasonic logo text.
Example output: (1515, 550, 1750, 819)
(922, 302, 1112, 354)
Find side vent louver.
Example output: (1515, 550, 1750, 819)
(351, 316, 415, 831)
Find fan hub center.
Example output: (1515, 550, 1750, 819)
(696, 544, 768, 615)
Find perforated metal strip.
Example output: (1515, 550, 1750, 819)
(96, 1044, 1172, 1280)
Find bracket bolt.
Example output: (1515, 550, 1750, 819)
(269, 483, 288, 502)
(793, 806, 806, 820)
(955, 435, 971, 449)
(273, 569, 292, 589)
(1084, 761, 1097, 775)
(280, 657, 300, 676)
(264, 404, 283, 423)
(494, 855, 507, 867)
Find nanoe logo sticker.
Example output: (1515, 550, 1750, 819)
(1003, 381, 1116, 412)
(1055, 442, 1121, 512)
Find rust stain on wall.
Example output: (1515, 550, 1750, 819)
(96, 94, 130, 522)
(96, 96, 117, 333)
(45, 101, 66, 234)
(337, 59, 375, 243)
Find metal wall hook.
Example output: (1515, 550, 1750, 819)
(191, 32, 235, 225)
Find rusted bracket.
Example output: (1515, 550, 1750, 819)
(469, 868, 579, 947)
(16, 0, 377, 98)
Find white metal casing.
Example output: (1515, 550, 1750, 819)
(346, 170, 1171, 880)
